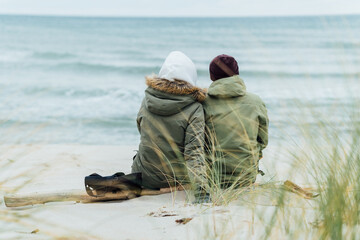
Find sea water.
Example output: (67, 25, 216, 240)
(0, 15, 359, 145)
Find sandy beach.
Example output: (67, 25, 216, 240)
(0, 144, 317, 239)
(1, 11, 359, 239)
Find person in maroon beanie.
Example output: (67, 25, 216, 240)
(209, 54, 239, 81)
(203, 54, 269, 189)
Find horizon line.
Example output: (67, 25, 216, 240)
(1, 12, 360, 19)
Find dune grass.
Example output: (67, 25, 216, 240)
(197, 99, 360, 239)
(132, 93, 360, 239)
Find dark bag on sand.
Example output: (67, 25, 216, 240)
(85, 172, 142, 197)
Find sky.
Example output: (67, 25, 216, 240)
(0, 0, 360, 17)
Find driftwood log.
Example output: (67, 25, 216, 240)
(4, 185, 187, 208)
(3, 180, 318, 208)
(282, 180, 319, 199)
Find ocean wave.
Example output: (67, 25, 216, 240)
(20, 86, 145, 99)
(320, 41, 360, 49)
(31, 51, 76, 60)
(197, 68, 360, 78)
(51, 62, 158, 74)
(2, 114, 358, 132)
(0, 117, 136, 129)
(22, 86, 110, 97)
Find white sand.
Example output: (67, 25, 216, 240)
(0, 145, 316, 239)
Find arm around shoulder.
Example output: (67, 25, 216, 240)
(257, 100, 269, 153)
(184, 104, 206, 189)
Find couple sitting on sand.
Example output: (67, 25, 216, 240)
(130, 51, 269, 202)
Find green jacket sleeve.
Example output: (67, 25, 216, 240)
(184, 104, 206, 189)
(136, 115, 142, 134)
(257, 101, 269, 158)
(136, 100, 145, 134)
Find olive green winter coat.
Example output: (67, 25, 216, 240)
(203, 75, 269, 188)
(131, 77, 207, 189)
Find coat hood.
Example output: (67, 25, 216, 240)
(207, 75, 246, 98)
(144, 77, 206, 116)
(158, 51, 198, 86)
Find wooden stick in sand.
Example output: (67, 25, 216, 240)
(4, 185, 187, 208)
(4, 180, 318, 208)
(282, 180, 319, 199)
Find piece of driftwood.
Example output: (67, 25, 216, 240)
(4, 180, 318, 208)
(282, 180, 319, 199)
(257, 180, 318, 199)
(4, 185, 187, 208)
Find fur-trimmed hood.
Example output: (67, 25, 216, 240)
(146, 76, 206, 103)
(144, 77, 206, 116)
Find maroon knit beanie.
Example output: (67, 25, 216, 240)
(209, 54, 239, 81)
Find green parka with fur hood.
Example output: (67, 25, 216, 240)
(131, 77, 206, 189)
(131, 51, 207, 190)
(203, 75, 269, 188)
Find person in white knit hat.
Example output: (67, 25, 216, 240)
(131, 51, 208, 202)
(158, 51, 198, 86)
